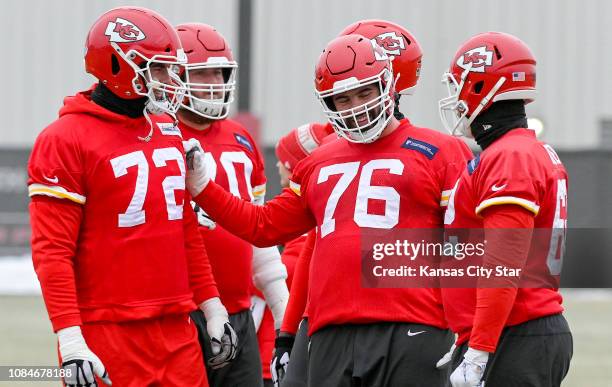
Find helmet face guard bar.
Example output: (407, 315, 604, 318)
(180, 60, 237, 120)
(439, 63, 506, 138)
(112, 42, 187, 115)
(318, 68, 395, 144)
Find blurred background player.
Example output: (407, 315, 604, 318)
(175, 23, 289, 387)
(27, 7, 237, 387)
(184, 31, 473, 385)
(438, 32, 573, 386)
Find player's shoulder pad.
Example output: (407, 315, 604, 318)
(478, 139, 541, 181)
(485, 136, 537, 163)
(36, 114, 85, 147)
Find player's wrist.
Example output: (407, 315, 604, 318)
(270, 302, 288, 330)
(274, 332, 295, 349)
(57, 326, 87, 356)
(261, 279, 289, 330)
(190, 172, 210, 197)
(263, 279, 289, 306)
(464, 347, 490, 365)
(199, 297, 228, 321)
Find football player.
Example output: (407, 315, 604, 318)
(28, 7, 236, 387)
(185, 27, 474, 385)
(174, 23, 290, 387)
(438, 32, 573, 386)
(270, 19, 445, 387)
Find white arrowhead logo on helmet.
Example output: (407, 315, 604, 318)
(373, 32, 406, 59)
(456, 46, 493, 73)
(370, 40, 389, 61)
(104, 18, 146, 43)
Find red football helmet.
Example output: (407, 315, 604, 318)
(339, 19, 422, 95)
(315, 34, 395, 143)
(439, 31, 536, 136)
(176, 23, 237, 120)
(85, 7, 187, 114)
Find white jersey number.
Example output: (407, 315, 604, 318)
(546, 178, 568, 275)
(110, 147, 186, 228)
(317, 160, 404, 237)
(204, 151, 255, 201)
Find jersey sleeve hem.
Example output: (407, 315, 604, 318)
(28, 184, 86, 205)
(467, 341, 497, 353)
(475, 196, 539, 216)
(191, 285, 221, 306)
(50, 313, 83, 333)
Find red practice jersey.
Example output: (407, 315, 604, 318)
(289, 119, 472, 334)
(28, 89, 218, 331)
(280, 230, 316, 335)
(193, 119, 473, 335)
(180, 119, 267, 313)
(443, 128, 568, 347)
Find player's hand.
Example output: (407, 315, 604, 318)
(191, 201, 216, 230)
(200, 297, 238, 369)
(450, 347, 489, 387)
(436, 342, 457, 369)
(58, 326, 112, 386)
(270, 332, 295, 386)
(183, 138, 210, 197)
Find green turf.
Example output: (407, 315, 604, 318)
(0, 292, 610, 386)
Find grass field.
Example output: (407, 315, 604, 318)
(0, 291, 610, 386)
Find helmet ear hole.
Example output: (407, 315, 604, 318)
(473, 81, 484, 94)
(323, 96, 337, 111)
(222, 68, 232, 83)
(111, 54, 121, 75)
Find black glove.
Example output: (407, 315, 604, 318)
(270, 333, 295, 386)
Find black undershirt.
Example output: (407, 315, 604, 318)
(90, 83, 147, 118)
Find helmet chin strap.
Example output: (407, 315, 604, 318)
(138, 107, 154, 142)
(138, 106, 178, 142)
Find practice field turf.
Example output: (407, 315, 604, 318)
(0, 291, 610, 386)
